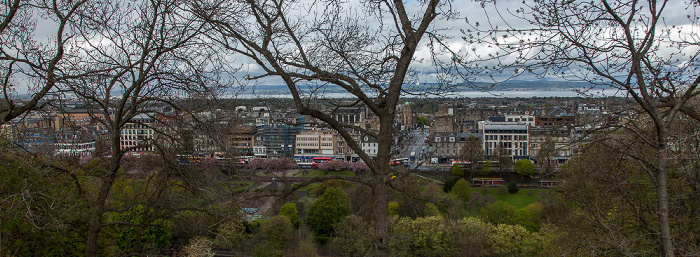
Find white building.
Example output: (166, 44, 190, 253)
(294, 129, 336, 161)
(480, 122, 529, 160)
(253, 145, 267, 157)
(120, 114, 154, 152)
(55, 141, 95, 157)
(361, 134, 378, 158)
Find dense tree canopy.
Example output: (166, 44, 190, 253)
(515, 159, 535, 177)
(306, 187, 350, 235)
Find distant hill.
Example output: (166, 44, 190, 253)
(481, 80, 592, 90)
(244, 80, 592, 94)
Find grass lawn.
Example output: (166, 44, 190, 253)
(291, 169, 355, 177)
(484, 187, 543, 209)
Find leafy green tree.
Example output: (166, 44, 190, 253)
(417, 116, 430, 127)
(261, 215, 294, 246)
(515, 159, 535, 177)
(252, 215, 294, 257)
(279, 202, 299, 226)
(508, 182, 519, 194)
(328, 215, 372, 257)
(423, 203, 440, 217)
(480, 201, 516, 225)
(453, 217, 494, 256)
(450, 179, 473, 203)
(515, 203, 543, 232)
(451, 163, 464, 177)
(306, 187, 350, 235)
(487, 224, 531, 256)
(311, 179, 353, 197)
(112, 205, 171, 252)
(419, 184, 463, 218)
(391, 216, 453, 256)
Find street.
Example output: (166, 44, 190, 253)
(397, 129, 429, 169)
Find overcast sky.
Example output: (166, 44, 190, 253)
(230, 0, 700, 86)
(10, 0, 700, 94)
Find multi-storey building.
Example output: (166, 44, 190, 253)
(120, 114, 154, 153)
(535, 109, 576, 127)
(431, 131, 461, 164)
(0, 122, 16, 141)
(529, 126, 572, 166)
(230, 125, 257, 156)
(335, 132, 360, 162)
(257, 116, 303, 159)
(480, 122, 529, 160)
(360, 133, 378, 159)
(430, 103, 457, 134)
(295, 128, 336, 161)
(54, 128, 98, 157)
(454, 103, 501, 133)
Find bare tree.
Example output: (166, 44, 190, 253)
(191, 0, 463, 255)
(0, 0, 90, 124)
(57, 0, 233, 255)
(536, 134, 556, 176)
(460, 134, 484, 166)
(467, 0, 700, 255)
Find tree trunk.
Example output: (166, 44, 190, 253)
(372, 173, 391, 256)
(86, 174, 115, 257)
(371, 113, 395, 256)
(657, 143, 675, 257)
(86, 133, 122, 256)
(86, 166, 119, 257)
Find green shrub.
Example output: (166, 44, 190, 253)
(508, 182, 519, 194)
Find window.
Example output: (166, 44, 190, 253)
(435, 137, 441, 142)
(449, 137, 455, 142)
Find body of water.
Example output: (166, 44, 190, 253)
(232, 89, 625, 99)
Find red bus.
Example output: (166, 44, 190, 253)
(312, 157, 333, 163)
